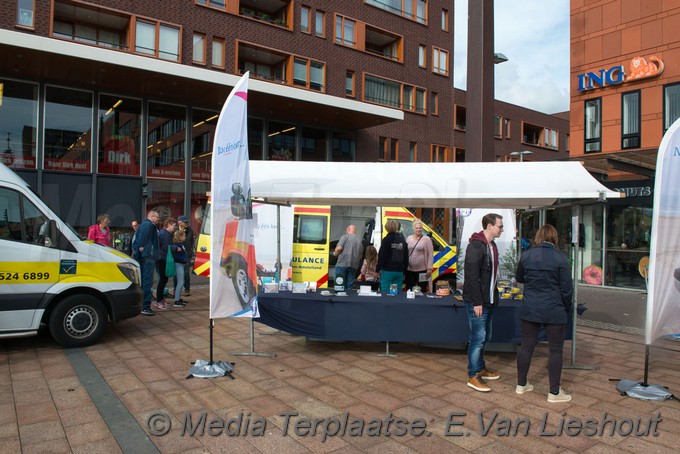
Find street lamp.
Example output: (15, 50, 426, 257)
(493, 53, 508, 64)
(510, 150, 533, 162)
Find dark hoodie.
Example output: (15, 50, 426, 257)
(462, 230, 499, 307)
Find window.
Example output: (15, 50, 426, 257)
(332, 130, 356, 161)
(294, 215, 327, 244)
(584, 98, 602, 153)
(431, 144, 451, 162)
(364, 74, 425, 113)
(409, 142, 417, 162)
(441, 9, 449, 31)
(418, 45, 426, 68)
(663, 83, 680, 134)
(365, 0, 427, 24)
(195, 0, 226, 9)
(346, 71, 355, 96)
(53, 0, 129, 50)
(240, 0, 291, 27)
(44, 86, 93, 173)
(191, 108, 218, 179)
(193, 33, 206, 64)
(545, 128, 558, 149)
(432, 47, 449, 76)
(0, 79, 38, 169)
(301, 127, 327, 161)
(0, 188, 49, 244)
(135, 20, 180, 61)
(301, 6, 310, 33)
(365, 25, 402, 61)
(430, 92, 438, 116)
(455, 105, 466, 130)
(268, 121, 296, 161)
(97, 94, 142, 175)
(335, 15, 356, 46)
(389, 138, 399, 161)
(146, 101, 187, 179)
(238, 42, 287, 82)
(621, 91, 640, 149)
(293, 58, 325, 91)
(16, 0, 35, 28)
(503, 118, 510, 139)
(315, 10, 325, 37)
(212, 37, 225, 68)
(494, 116, 502, 138)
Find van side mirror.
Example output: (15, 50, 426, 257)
(43, 219, 58, 248)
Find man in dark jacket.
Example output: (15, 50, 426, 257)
(177, 215, 195, 296)
(463, 213, 504, 392)
(133, 211, 160, 316)
(377, 219, 408, 294)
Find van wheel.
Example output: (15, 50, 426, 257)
(49, 295, 107, 347)
(232, 256, 255, 309)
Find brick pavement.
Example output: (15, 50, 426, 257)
(2, 284, 680, 453)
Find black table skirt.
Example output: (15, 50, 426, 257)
(256, 291, 573, 344)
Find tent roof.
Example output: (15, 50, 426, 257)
(249, 161, 622, 208)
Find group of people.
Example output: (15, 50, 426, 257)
(88, 211, 196, 316)
(463, 213, 573, 403)
(334, 219, 434, 295)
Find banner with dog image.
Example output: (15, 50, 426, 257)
(210, 73, 258, 319)
(645, 118, 680, 343)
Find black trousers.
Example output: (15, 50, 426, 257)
(516, 320, 566, 394)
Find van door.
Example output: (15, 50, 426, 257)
(292, 206, 330, 288)
(0, 187, 60, 331)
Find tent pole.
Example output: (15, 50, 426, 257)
(378, 341, 398, 358)
(565, 205, 597, 371)
(209, 318, 214, 364)
(643, 344, 650, 386)
(230, 318, 276, 357)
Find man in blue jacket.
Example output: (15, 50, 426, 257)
(133, 211, 160, 316)
(463, 213, 504, 392)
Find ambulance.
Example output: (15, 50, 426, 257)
(0, 163, 142, 347)
(292, 205, 457, 288)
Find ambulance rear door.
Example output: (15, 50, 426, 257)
(292, 205, 330, 288)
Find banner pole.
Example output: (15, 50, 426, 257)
(230, 318, 276, 357)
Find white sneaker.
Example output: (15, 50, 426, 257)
(547, 388, 572, 403)
(516, 382, 534, 394)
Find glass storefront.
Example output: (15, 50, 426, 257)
(44, 86, 92, 172)
(97, 94, 142, 175)
(147, 101, 186, 180)
(0, 78, 38, 169)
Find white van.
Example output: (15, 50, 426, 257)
(0, 163, 142, 347)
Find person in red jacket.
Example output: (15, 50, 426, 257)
(87, 213, 111, 247)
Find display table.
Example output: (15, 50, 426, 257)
(256, 291, 572, 346)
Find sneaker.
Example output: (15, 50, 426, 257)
(184, 292, 191, 297)
(467, 375, 491, 392)
(173, 300, 186, 308)
(141, 308, 155, 316)
(548, 388, 572, 403)
(516, 382, 534, 394)
(153, 300, 168, 310)
(480, 368, 500, 380)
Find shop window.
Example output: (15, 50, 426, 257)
(44, 86, 92, 173)
(0, 79, 38, 169)
(146, 101, 186, 179)
(584, 98, 601, 153)
(193, 33, 206, 65)
(331, 130, 356, 162)
(622, 90, 640, 149)
(16, 0, 35, 28)
(147, 178, 185, 223)
(267, 121, 295, 161)
(212, 37, 225, 68)
(301, 127, 327, 161)
(248, 117, 264, 160)
(191, 108, 218, 180)
(664, 83, 680, 134)
(97, 94, 142, 176)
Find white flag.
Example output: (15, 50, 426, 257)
(210, 73, 258, 318)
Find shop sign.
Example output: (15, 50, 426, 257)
(577, 55, 664, 91)
(612, 186, 652, 197)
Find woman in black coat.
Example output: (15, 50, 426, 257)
(514, 224, 573, 403)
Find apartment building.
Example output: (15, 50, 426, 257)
(567, 0, 680, 288)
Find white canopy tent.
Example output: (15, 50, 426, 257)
(249, 161, 622, 207)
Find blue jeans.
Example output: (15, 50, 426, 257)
(335, 266, 358, 290)
(465, 302, 496, 378)
(141, 256, 156, 311)
(174, 263, 185, 301)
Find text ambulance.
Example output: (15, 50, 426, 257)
(0, 163, 142, 347)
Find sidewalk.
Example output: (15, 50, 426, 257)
(2, 284, 680, 453)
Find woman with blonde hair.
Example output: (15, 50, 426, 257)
(405, 219, 434, 292)
(515, 224, 573, 403)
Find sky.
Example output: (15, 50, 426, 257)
(454, 0, 571, 115)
